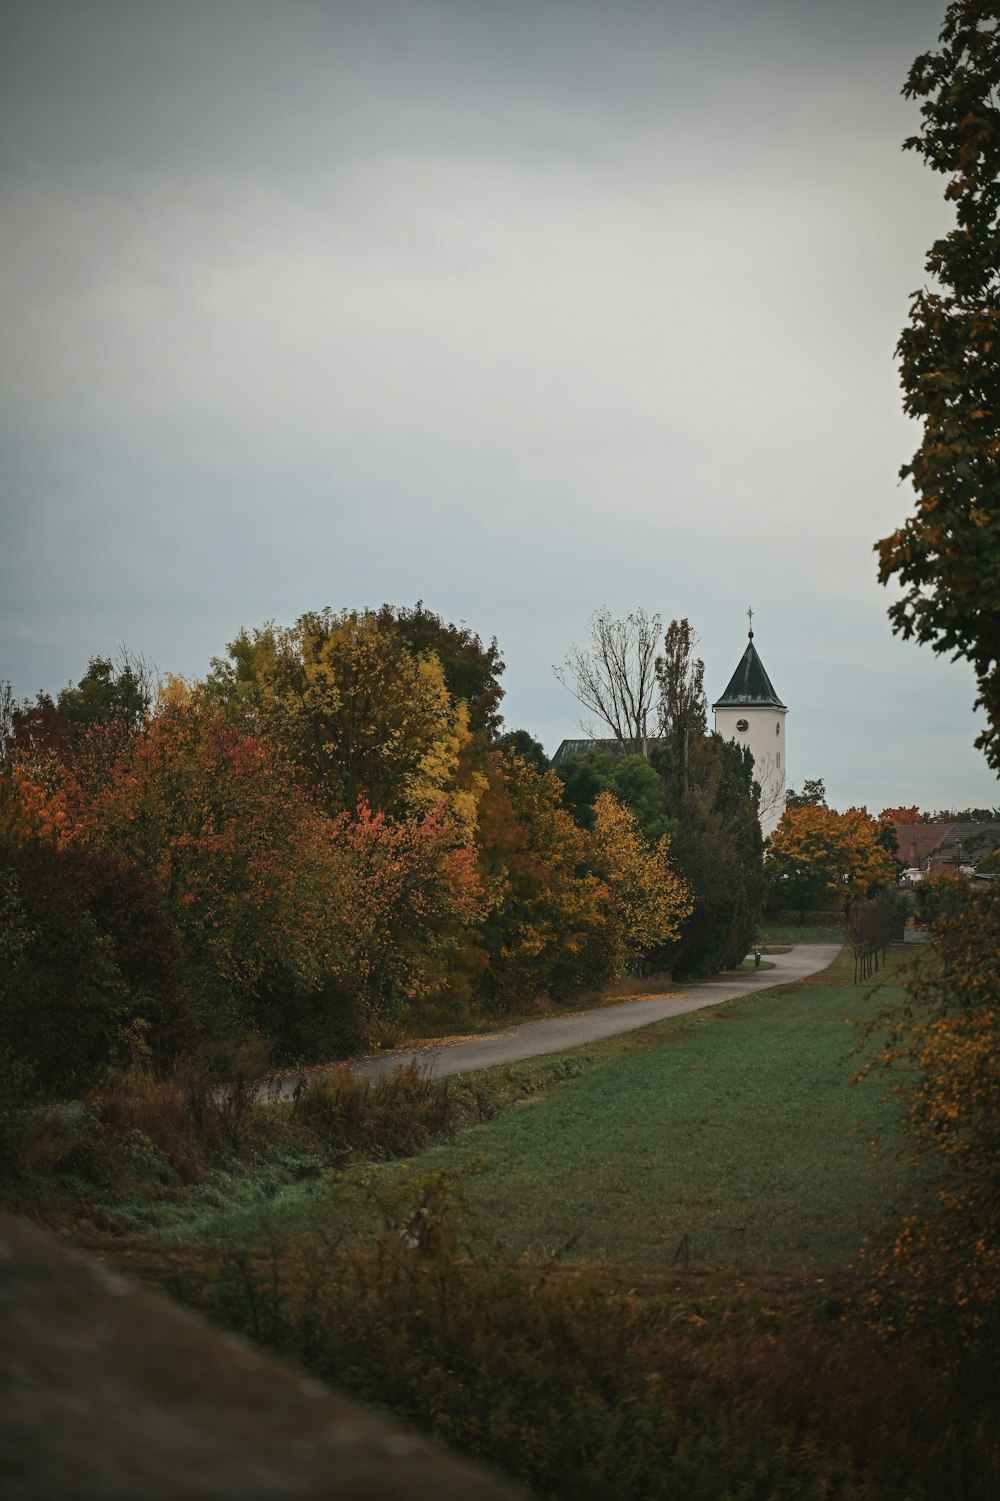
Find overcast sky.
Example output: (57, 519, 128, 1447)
(1, 0, 996, 814)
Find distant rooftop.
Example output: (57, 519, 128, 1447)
(550, 737, 666, 768)
(893, 818, 1000, 869)
(712, 631, 786, 710)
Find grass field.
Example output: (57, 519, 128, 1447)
(757, 921, 844, 945)
(354, 945, 911, 1271)
(109, 944, 911, 1271)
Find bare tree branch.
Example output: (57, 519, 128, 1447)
(554, 608, 662, 753)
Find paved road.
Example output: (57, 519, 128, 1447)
(321, 944, 839, 1086)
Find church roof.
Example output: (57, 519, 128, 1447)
(551, 737, 666, 767)
(712, 633, 786, 710)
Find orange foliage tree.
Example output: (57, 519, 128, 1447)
(321, 799, 485, 1038)
(56, 695, 487, 1054)
(476, 751, 610, 1008)
(858, 877, 1000, 1371)
(879, 805, 922, 825)
(66, 700, 333, 1042)
(766, 804, 898, 922)
(0, 760, 72, 847)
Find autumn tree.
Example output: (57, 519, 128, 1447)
(766, 804, 898, 922)
(476, 750, 610, 1007)
(869, 1, 1000, 1344)
(4, 691, 72, 761)
(858, 876, 1000, 1371)
(590, 791, 691, 973)
(321, 800, 484, 1039)
(876, 1, 1000, 770)
(68, 699, 334, 1044)
(879, 804, 922, 824)
(209, 610, 482, 830)
(21, 678, 493, 1059)
(0, 757, 73, 849)
(554, 608, 662, 753)
(375, 602, 506, 740)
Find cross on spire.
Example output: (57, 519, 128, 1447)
(747, 605, 754, 640)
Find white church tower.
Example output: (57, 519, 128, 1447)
(712, 616, 787, 841)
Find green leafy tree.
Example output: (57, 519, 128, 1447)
(655, 618, 707, 798)
(876, 1, 1000, 770)
(0, 831, 190, 1095)
(204, 623, 279, 717)
(555, 746, 672, 844)
(785, 778, 828, 809)
(57, 649, 153, 734)
(496, 728, 549, 773)
(650, 734, 765, 977)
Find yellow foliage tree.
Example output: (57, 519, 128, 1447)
(590, 791, 692, 973)
(153, 672, 194, 712)
(218, 609, 484, 833)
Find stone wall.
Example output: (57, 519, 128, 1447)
(0, 1212, 527, 1500)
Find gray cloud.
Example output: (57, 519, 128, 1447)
(1, 0, 996, 812)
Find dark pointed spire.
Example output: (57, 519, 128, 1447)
(712, 626, 785, 709)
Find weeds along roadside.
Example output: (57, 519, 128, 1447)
(0, 1045, 586, 1235)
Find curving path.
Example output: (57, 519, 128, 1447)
(341, 944, 842, 1084)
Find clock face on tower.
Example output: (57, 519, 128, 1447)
(736, 718, 749, 732)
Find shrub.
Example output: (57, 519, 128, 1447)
(158, 1176, 999, 1501)
(857, 877, 1000, 1376)
(289, 1065, 459, 1164)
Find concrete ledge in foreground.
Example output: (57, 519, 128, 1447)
(0, 1212, 527, 1501)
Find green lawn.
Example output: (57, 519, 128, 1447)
(756, 921, 844, 945)
(96, 947, 913, 1279)
(369, 949, 911, 1273)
